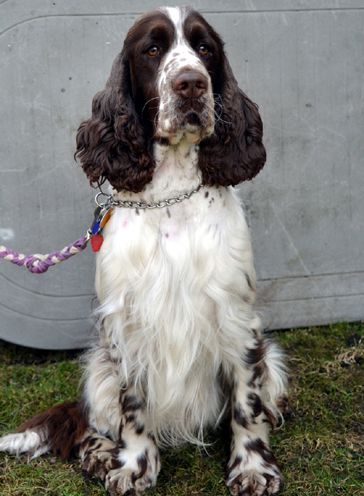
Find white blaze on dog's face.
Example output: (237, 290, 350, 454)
(155, 6, 216, 144)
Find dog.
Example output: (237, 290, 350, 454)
(0, 6, 288, 496)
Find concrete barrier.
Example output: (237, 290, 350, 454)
(1, 0, 363, 348)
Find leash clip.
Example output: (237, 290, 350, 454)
(90, 194, 114, 253)
(95, 191, 112, 209)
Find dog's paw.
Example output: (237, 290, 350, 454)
(80, 430, 160, 494)
(81, 446, 122, 481)
(105, 443, 159, 495)
(227, 440, 283, 496)
(105, 466, 155, 495)
(227, 469, 283, 496)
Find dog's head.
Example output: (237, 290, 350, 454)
(75, 7, 266, 192)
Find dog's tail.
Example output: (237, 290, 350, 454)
(0, 401, 88, 460)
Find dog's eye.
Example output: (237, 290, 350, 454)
(198, 44, 211, 57)
(147, 45, 160, 57)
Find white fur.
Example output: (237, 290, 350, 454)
(163, 6, 186, 41)
(0, 430, 49, 458)
(83, 346, 123, 440)
(118, 428, 159, 472)
(263, 340, 288, 421)
(86, 139, 261, 446)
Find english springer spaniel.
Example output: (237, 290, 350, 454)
(0, 6, 288, 496)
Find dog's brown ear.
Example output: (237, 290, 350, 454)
(75, 51, 155, 193)
(198, 56, 266, 187)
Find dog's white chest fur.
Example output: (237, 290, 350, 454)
(94, 141, 257, 444)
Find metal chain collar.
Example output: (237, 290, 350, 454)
(95, 183, 203, 210)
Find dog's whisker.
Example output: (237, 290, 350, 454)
(141, 96, 161, 116)
(203, 101, 232, 126)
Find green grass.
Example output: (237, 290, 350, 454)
(0, 323, 363, 496)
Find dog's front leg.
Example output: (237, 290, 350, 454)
(83, 348, 160, 495)
(106, 390, 160, 496)
(226, 363, 283, 496)
(80, 407, 160, 496)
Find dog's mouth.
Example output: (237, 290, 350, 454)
(155, 100, 215, 145)
(183, 111, 202, 130)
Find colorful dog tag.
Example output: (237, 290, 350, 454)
(89, 207, 113, 252)
(91, 233, 104, 252)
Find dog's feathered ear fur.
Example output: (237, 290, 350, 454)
(198, 55, 266, 187)
(75, 51, 155, 193)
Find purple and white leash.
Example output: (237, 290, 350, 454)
(0, 190, 112, 274)
(0, 234, 90, 274)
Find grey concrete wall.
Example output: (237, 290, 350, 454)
(0, 0, 363, 349)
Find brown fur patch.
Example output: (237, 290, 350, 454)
(245, 438, 277, 466)
(233, 405, 249, 429)
(247, 392, 263, 418)
(17, 401, 88, 460)
(122, 395, 143, 412)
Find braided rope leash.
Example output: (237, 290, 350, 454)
(0, 234, 90, 274)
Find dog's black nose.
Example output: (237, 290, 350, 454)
(172, 70, 208, 99)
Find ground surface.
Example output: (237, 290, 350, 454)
(0, 322, 363, 496)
